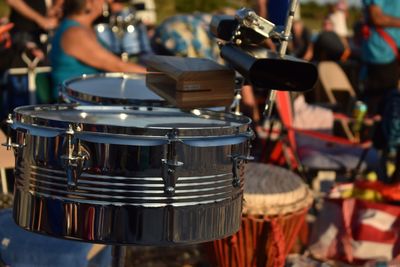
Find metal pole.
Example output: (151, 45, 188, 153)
(111, 245, 127, 267)
(279, 0, 299, 58)
(0, 169, 8, 194)
(264, 0, 300, 119)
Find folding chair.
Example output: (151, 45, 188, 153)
(265, 91, 381, 188)
(318, 61, 358, 140)
(0, 129, 14, 194)
(318, 61, 357, 103)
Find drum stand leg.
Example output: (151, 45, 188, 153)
(111, 245, 126, 267)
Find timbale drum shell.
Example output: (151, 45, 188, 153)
(60, 73, 166, 106)
(11, 105, 252, 245)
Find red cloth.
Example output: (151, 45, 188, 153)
(309, 196, 400, 264)
(354, 181, 400, 201)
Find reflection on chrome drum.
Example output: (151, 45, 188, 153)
(7, 105, 253, 245)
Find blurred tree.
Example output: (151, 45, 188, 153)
(0, 0, 360, 33)
(155, 0, 253, 23)
(0, 0, 9, 18)
(175, 0, 231, 13)
(154, 0, 176, 23)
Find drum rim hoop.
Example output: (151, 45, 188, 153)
(12, 104, 252, 137)
(242, 185, 313, 216)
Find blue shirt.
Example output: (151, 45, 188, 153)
(50, 19, 100, 98)
(362, 0, 400, 64)
(268, 0, 290, 26)
(152, 14, 221, 61)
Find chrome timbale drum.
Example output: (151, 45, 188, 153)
(60, 73, 166, 106)
(10, 105, 252, 245)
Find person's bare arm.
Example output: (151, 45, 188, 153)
(368, 4, 400, 28)
(62, 27, 146, 73)
(303, 43, 313, 61)
(48, 0, 64, 19)
(6, 0, 57, 30)
(241, 85, 261, 124)
(257, 0, 268, 19)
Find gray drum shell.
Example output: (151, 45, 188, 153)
(11, 105, 252, 245)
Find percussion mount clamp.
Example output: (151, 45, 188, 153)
(233, 8, 278, 43)
(61, 124, 89, 191)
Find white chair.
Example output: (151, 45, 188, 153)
(318, 61, 357, 105)
(318, 61, 358, 140)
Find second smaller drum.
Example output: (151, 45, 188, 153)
(210, 162, 313, 267)
(60, 73, 166, 106)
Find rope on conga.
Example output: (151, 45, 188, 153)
(210, 163, 313, 267)
(270, 218, 285, 267)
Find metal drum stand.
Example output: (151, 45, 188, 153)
(112, 246, 126, 267)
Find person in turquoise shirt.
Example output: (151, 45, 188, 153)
(50, 0, 146, 100)
(361, 0, 400, 114)
(362, 0, 400, 184)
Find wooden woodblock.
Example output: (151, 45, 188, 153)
(145, 55, 235, 108)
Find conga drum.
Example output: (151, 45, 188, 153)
(211, 162, 313, 267)
(60, 73, 166, 106)
(6, 104, 253, 245)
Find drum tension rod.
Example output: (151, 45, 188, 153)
(230, 130, 254, 187)
(230, 154, 254, 188)
(61, 124, 89, 191)
(1, 114, 25, 152)
(161, 129, 184, 196)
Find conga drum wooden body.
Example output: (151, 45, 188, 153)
(211, 162, 313, 267)
(7, 104, 253, 245)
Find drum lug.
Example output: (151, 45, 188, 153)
(161, 159, 184, 195)
(247, 127, 255, 140)
(1, 114, 25, 153)
(230, 130, 254, 187)
(161, 129, 184, 195)
(61, 124, 89, 191)
(230, 154, 254, 188)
